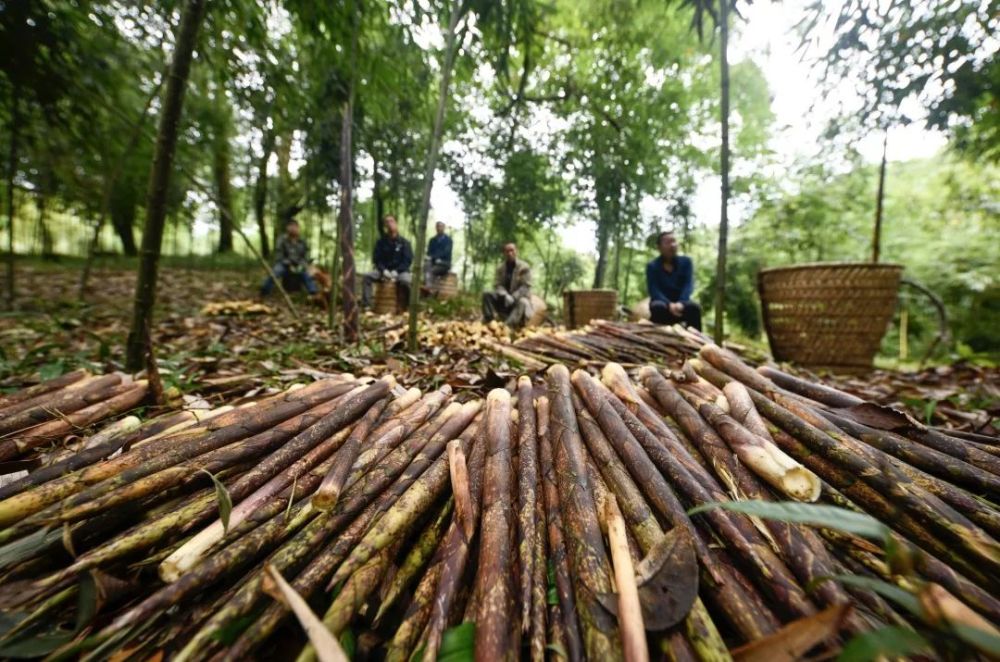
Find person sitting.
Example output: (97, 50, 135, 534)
(646, 230, 701, 330)
(261, 220, 319, 297)
(482, 242, 533, 328)
(362, 215, 413, 308)
(425, 221, 453, 284)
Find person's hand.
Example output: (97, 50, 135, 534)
(504, 293, 515, 307)
(389, 270, 398, 280)
(669, 301, 684, 317)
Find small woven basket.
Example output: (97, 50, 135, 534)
(758, 263, 902, 370)
(373, 281, 401, 315)
(563, 289, 618, 329)
(431, 273, 459, 299)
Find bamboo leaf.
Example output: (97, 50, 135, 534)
(952, 625, 1000, 656)
(201, 469, 232, 534)
(837, 626, 929, 661)
(0, 527, 62, 571)
(546, 642, 569, 660)
(436, 621, 475, 662)
(687, 500, 889, 540)
(823, 575, 922, 616)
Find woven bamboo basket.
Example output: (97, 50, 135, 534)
(758, 262, 903, 370)
(373, 280, 401, 315)
(563, 289, 618, 329)
(431, 273, 459, 299)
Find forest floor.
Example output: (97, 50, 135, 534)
(1, 258, 997, 433)
(0, 258, 524, 405)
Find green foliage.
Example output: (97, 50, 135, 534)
(200, 468, 233, 534)
(688, 500, 890, 540)
(725, 151, 1000, 357)
(804, 0, 999, 159)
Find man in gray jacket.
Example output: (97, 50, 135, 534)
(482, 242, 534, 328)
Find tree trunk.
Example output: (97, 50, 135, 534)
(871, 132, 888, 263)
(274, 134, 291, 240)
(372, 148, 384, 237)
(36, 187, 54, 258)
(125, 0, 207, 371)
(254, 126, 274, 259)
(5, 93, 20, 310)
(80, 74, 163, 297)
(407, 1, 465, 351)
(338, 98, 357, 340)
(110, 185, 139, 257)
(339, 2, 359, 341)
(213, 87, 235, 254)
(713, 0, 731, 344)
(592, 202, 612, 289)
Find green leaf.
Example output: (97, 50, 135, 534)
(437, 621, 475, 662)
(38, 362, 65, 381)
(952, 624, 1000, 656)
(687, 501, 889, 540)
(924, 399, 937, 425)
(0, 527, 62, 571)
(201, 469, 232, 533)
(339, 629, 356, 658)
(546, 642, 569, 659)
(411, 621, 474, 662)
(837, 626, 929, 661)
(824, 575, 922, 616)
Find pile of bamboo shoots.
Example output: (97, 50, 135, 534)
(0, 345, 998, 660)
(506, 321, 711, 370)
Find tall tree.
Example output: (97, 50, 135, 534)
(3, 92, 17, 310)
(714, 0, 731, 343)
(253, 125, 274, 258)
(407, 0, 465, 351)
(212, 90, 235, 254)
(338, 0, 361, 341)
(125, 0, 208, 371)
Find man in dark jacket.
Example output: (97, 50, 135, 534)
(646, 230, 701, 330)
(261, 220, 318, 296)
(425, 221, 453, 284)
(482, 242, 534, 328)
(362, 215, 414, 307)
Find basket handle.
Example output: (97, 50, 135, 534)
(899, 276, 951, 365)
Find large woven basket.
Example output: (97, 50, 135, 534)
(563, 289, 618, 329)
(758, 263, 903, 370)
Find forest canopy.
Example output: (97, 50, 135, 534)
(1, 0, 997, 360)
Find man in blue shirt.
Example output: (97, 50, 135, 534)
(362, 215, 414, 308)
(645, 231, 702, 330)
(425, 221, 453, 284)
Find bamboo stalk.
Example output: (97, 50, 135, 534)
(376, 497, 454, 622)
(576, 371, 781, 640)
(0, 373, 123, 436)
(473, 389, 517, 662)
(0, 370, 89, 413)
(538, 395, 585, 662)
(421, 428, 489, 662)
(325, 402, 481, 589)
(312, 396, 392, 511)
(0, 379, 357, 528)
(515, 375, 540, 635)
(12, 381, 149, 450)
(601, 494, 648, 662)
(546, 364, 622, 661)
